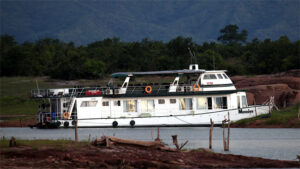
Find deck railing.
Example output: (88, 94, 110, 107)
(31, 84, 198, 98)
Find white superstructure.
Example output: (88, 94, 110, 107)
(32, 64, 270, 128)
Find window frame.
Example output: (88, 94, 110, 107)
(179, 98, 193, 110)
(158, 99, 165, 104)
(123, 100, 137, 112)
(113, 100, 121, 106)
(170, 99, 176, 104)
(102, 101, 109, 106)
(81, 101, 98, 107)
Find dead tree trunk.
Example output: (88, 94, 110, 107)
(226, 112, 230, 151)
(155, 128, 161, 142)
(222, 120, 226, 151)
(209, 118, 214, 149)
(172, 135, 179, 149)
(108, 136, 164, 147)
(9, 137, 16, 147)
(223, 112, 230, 151)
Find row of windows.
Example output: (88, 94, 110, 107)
(100, 99, 176, 107)
(80, 97, 234, 111)
(203, 73, 228, 80)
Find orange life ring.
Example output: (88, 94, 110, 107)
(63, 112, 70, 119)
(193, 84, 200, 91)
(145, 86, 152, 94)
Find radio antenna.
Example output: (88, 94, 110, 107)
(188, 47, 195, 63)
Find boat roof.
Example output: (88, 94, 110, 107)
(111, 69, 227, 78)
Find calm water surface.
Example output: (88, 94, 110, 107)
(1, 127, 299, 161)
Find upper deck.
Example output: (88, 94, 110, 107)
(31, 64, 236, 98)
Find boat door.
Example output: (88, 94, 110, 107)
(100, 99, 111, 118)
(207, 97, 212, 110)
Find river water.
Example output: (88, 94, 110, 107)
(0, 127, 299, 161)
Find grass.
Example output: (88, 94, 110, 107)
(0, 138, 89, 149)
(0, 76, 103, 121)
(233, 103, 300, 127)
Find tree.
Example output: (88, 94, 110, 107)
(217, 24, 248, 44)
(197, 50, 224, 70)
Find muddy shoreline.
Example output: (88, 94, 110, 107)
(0, 119, 36, 127)
(1, 144, 299, 168)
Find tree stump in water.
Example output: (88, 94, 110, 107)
(9, 136, 16, 147)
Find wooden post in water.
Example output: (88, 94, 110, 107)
(222, 112, 230, 151)
(75, 120, 78, 142)
(155, 128, 161, 142)
(226, 112, 230, 151)
(222, 119, 226, 151)
(209, 118, 214, 149)
(172, 135, 179, 150)
(88, 134, 91, 142)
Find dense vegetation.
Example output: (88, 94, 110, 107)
(1, 25, 299, 80)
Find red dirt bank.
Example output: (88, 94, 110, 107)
(231, 69, 300, 107)
(1, 144, 299, 168)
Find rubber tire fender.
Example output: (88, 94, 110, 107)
(130, 120, 135, 127)
(64, 121, 69, 128)
(112, 121, 118, 128)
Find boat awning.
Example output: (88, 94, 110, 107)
(111, 69, 206, 78)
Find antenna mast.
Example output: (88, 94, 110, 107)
(188, 48, 196, 64)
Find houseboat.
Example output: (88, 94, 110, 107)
(31, 64, 271, 128)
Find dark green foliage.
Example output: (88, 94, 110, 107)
(0, 30, 299, 79)
(217, 24, 248, 45)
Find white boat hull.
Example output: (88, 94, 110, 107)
(59, 105, 269, 128)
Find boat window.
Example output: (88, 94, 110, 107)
(102, 101, 109, 106)
(217, 74, 223, 79)
(196, 97, 206, 109)
(141, 100, 155, 112)
(179, 98, 193, 110)
(123, 100, 137, 112)
(214, 97, 227, 109)
(223, 74, 229, 79)
(242, 96, 248, 108)
(170, 99, 176, 104)
(158, 99, 165, 104)
(81, 101, 98, 107)
(203, 74, 217, 79)
(114, 100, 121, 106)
(207, 97, 212, 110)
(203, 75, 210, 79)
(210, 74, 217, 79)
